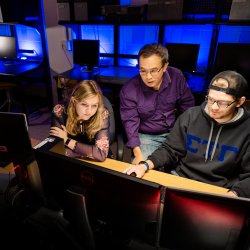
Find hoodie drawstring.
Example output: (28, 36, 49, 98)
(205, 122, 223, 162)
(205, 122, 214, 162)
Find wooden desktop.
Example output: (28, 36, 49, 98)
(82, 157, 229, 195)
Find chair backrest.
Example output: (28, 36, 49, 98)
(243, 99, 250, 110)
(103, 96, 115, 145)
(64, 186, 96, 250)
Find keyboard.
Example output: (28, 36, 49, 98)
(0, 160, 12, 168)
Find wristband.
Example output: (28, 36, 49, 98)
(139, 161, 150, 173)
(65, 138, 71, 146)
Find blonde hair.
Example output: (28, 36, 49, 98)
(66, 80, 104, 140)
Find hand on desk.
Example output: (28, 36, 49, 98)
(226, 190, 238, 197)
(49, 125, 67, 142)
(123, 163, 147, 178)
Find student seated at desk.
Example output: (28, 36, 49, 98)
(50, 80, 111, 162)
(123, 70, 250, 198)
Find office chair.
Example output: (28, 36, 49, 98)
(103, 96, 124, 161)
(63, 186, 96, 250)
(0, 82, 17, 111)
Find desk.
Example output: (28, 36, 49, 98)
(0, 60, 41, 77)
(83, 158, 229, 195)
(57, 66, 206, 91)
(0, 60, 47, 113)
(36, 136, 228, 196)
(56, 65, 99, 81)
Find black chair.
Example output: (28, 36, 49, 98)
(0, 82, 17, 111)
(63, 186, 96, 250)
(103, 96, 124, 161)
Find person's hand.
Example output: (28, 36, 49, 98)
(49, 125, 67, 142)
(226, 190, 238, 197)
(123, 164, 147, 178)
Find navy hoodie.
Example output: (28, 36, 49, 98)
(148, 102, 250, 198)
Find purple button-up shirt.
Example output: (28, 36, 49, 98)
(120, 66, 195, 149)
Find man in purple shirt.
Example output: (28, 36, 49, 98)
(120, 43, 195, 164)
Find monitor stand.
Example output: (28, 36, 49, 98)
(80, 66, 99, 73)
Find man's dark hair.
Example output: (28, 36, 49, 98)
(138, 43, 169, 65)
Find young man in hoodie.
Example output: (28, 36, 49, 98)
(123, 70, 250, 198)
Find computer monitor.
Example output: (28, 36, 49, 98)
(212, 43, 250, 98)
(0, 36, 17, 60)
(34, 144, 163, 245)
(0, 112, 34, 166)
(160, 187, 250, 250)
(166, 43, 200, 74)
(72, 39, 100, 72)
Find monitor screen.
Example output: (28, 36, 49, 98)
(212, 43, 250, 97)
(160, 187, 250, 250)
(0, 112, 34, 165)
(34, 145, 163, 245)
(166, 43, 200, 74)
(0, 36, 17, 60)
(72, 39, 99, 71)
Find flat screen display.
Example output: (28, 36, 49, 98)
(73, 39, 99, 70)
(0, 36, 17, 60)
(212, 43, 250, 97)
(0, 112, 34, 165)
(160, 187, 250, 250)
(166, 43, 200, 73)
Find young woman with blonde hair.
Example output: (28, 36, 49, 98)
(50, 80, 111, 161)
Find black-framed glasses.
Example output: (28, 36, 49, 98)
(205, 96, 237, 109)
(139, 66, 163, 77)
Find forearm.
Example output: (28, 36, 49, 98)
(66, 141, 108, 162)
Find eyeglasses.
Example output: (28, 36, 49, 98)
(139, 66, 163, 77)
(205, 96, 237, 109)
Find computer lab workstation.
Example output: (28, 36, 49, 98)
(33, 134, 250, 250)
(1, 0, 250, 249)
(1, 110, 250, 250)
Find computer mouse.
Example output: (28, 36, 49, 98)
(130, 172, 137, 177)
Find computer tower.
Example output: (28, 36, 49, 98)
(57, 0, 71, 21)
(73, 0, 88, 21)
